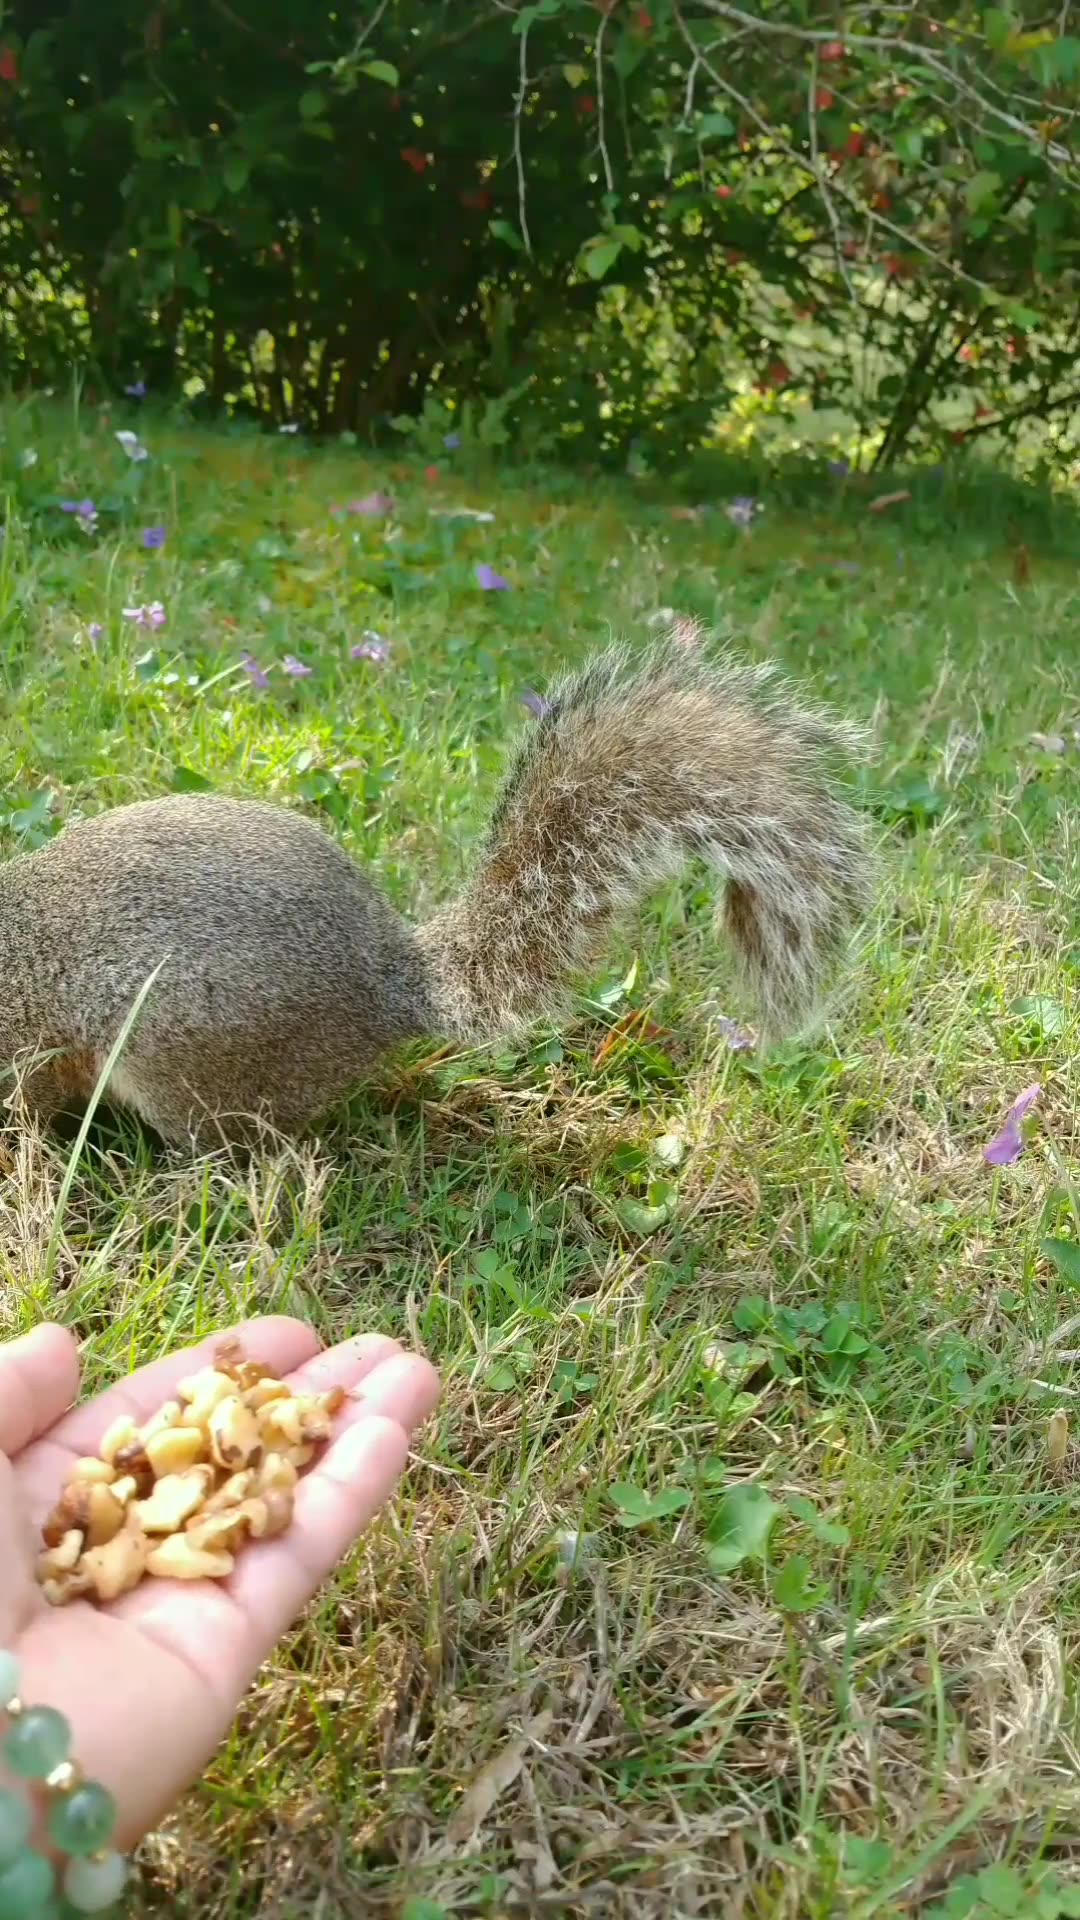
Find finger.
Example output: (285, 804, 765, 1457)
(41, 1315, 324, 1457)
(0, 1325, 80, 1457)
(227, 1354, 440, 1647)
(287, 1332, 407, 1397)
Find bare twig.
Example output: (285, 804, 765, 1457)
(513, 11, 533, 255)
(593, 11, 615, 196)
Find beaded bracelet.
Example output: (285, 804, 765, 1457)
(0, 1650, 127, 1917)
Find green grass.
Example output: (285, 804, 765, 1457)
(2, 392, 1080, 1918)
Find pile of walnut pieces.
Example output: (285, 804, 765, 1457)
(35, 1339, 344, 1605)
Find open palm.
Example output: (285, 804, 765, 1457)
(1, 1317, 439, 1849)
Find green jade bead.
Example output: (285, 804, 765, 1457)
(0, 1791, 30, 1866)
(3, 1707, 71, 1781)
(46, 1783, 117, 1860)
(0, 1846, 56, 1920)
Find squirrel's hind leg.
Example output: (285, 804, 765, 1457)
(1, 1048, 98, 1136)
(106, 1048, 319, 1153)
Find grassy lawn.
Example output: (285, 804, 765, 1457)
(2, 396, 1080, 1918)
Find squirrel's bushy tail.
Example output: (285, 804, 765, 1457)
(416, 634, 873, 1046)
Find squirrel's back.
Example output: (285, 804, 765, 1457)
(0, 636, 873, 1145)
(0, 794, 431, 1141)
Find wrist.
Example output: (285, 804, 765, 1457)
(0, 1648, 129, 1916)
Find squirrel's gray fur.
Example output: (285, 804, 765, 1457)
(0, 636, 872, 1147)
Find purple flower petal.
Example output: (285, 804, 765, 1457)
(141, 525, 166, 549)
(724, 497, 760, 530)
(347, 492, 392, 517)
(716, 1016, 756, 1052)
(827, 459, 850, 478)
(121, 600, 166, 630)
(443, 432, 461, 451)
(520, 688, 551, 719)
(124, 379, 147, 399)
(476, 563, 510, 591)
(60, 499, 96, 516)
(240, 654, 270, 691)
(281, 654, 312, 678)
(350, 630, 390, 664)
(87, 622, 104, 641)
(983, 1083, 1041, 1166)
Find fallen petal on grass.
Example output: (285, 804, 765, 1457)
(476, 563, 510, 591)
(983, 1083, 1041, 1166)
(281, 654, 313, 678)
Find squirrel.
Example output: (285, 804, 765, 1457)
(0, 636, 873, 1148)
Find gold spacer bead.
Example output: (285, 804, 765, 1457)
(45, 1759, 82, 1794)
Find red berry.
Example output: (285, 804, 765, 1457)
(424, 464, 439, 482)
(715, 184, 732, 200)
(401, 147, 429, 174)
(844, 131, 865, 159)
(0, 46, 17, 84)
(820, 39, 845, 61)
(815, 87, 835, 110)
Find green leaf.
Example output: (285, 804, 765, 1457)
(360, 59, 399, 86)
(223, 155, 249, 195)
(609, 1483, 692, 1527)
(484, 1364, 518, 1392)
(1043, 1238, 1080, 1289)
(489, 218, 526, 253)
(974, 1863, 1026, 1914)
(402, 1901, 449, 1920)
(893, 129, 924, 163)
(615, 1179, 677, 1238)
(299, 88, 328, 119)
(983, 8, 1017, 53)
(843, 1836, 893, 1884)
(1032, 35, 1080, 83)
(772, 1553, 827, 1612)
(9, 788, 54, 837)
(698, 110, 735, 137)
(705, 1483, 779, 1572)
(582, 237, 623, 280)
(562, 63, 588, 87)
(1013, 995, 1066, 1039)
(966, 169, 1001, 214)
(168, 764, 214, 794)
(785, 1493, 851, 1547)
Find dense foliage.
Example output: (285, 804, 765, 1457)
(3, 0, 1080, 465)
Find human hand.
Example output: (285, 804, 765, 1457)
(1, 1316, 439, 1850)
